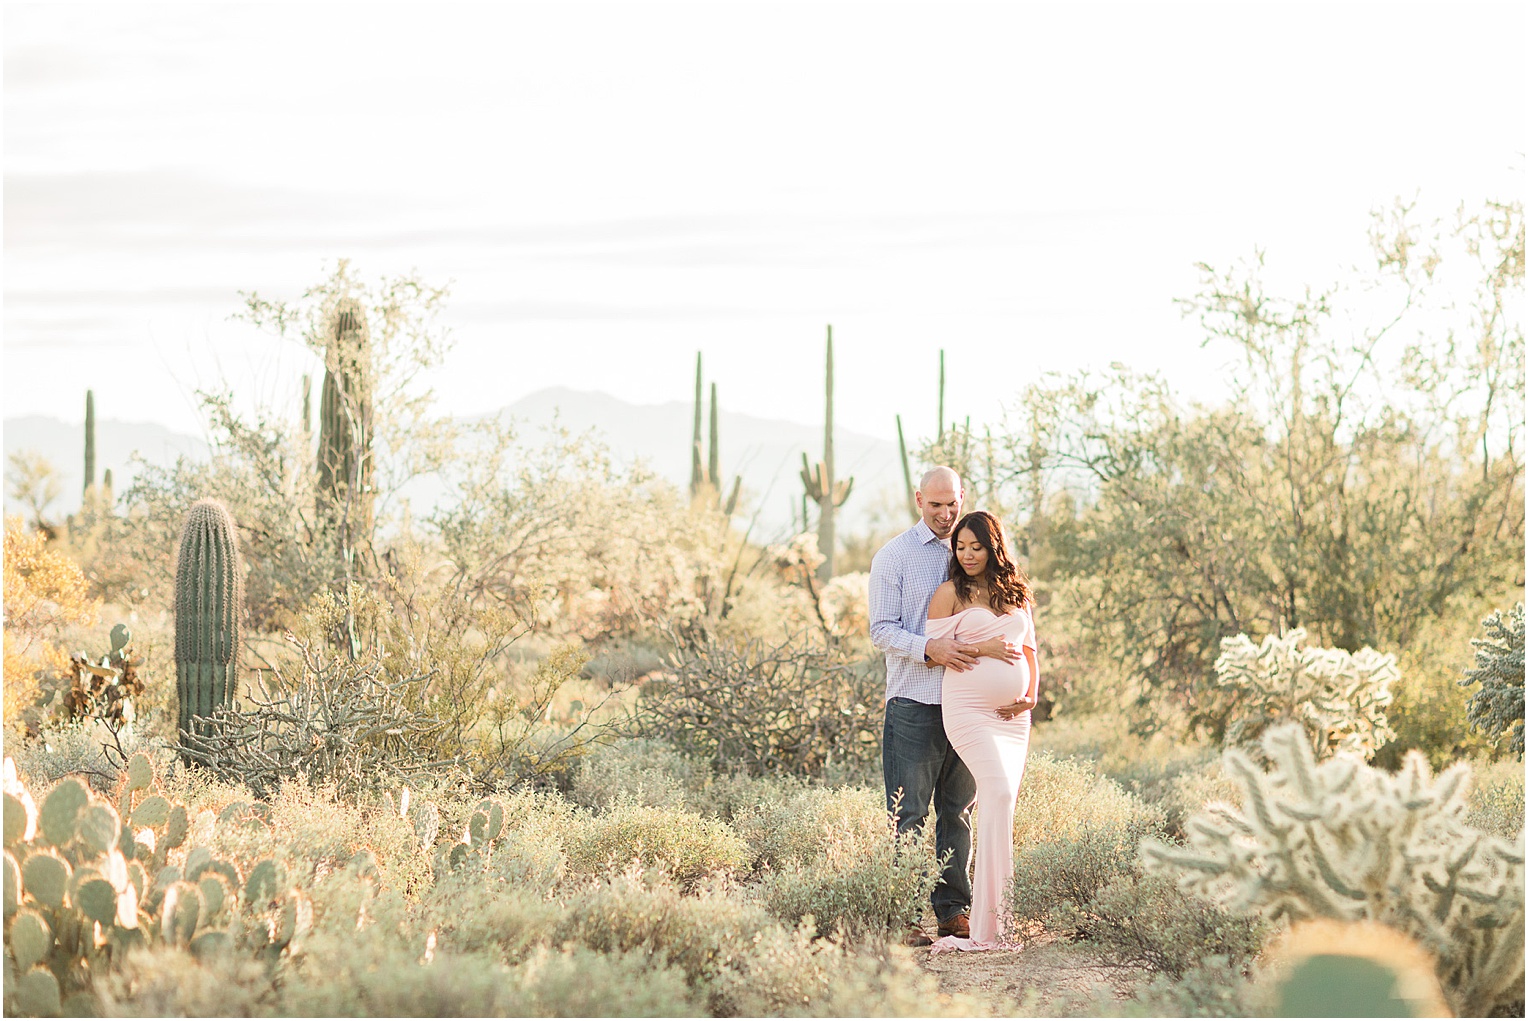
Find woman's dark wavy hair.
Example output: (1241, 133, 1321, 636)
(948, 511, 1030, 613)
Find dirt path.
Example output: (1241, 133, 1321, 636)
(916, 930, 1146, 1016)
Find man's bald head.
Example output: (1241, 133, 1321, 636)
(915, 466, 964, 538)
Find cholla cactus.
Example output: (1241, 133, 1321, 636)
(1143, 724, 1525, 1017)
(1214, 628, 1397, 760)
(1460, 603, 1525, 758)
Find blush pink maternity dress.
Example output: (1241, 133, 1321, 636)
(927, 604, 1035, 952)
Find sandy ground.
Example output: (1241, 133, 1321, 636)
(915, 929, 1147, 1016)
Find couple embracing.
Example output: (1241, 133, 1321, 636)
(868, 466, 1038, 953)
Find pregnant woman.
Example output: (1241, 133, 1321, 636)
(925, 511, 1038, 952)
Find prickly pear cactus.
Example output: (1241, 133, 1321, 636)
(1213, 628, 1397, 760)
(1267, 919, 1450, 1018)
(173, 499, 244, 751)
(3, 755, 312, 1014)
(443, 798, 508, 871)
(1143, 724, 1525, 1017)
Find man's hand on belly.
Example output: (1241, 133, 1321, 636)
(926, 637, 979, 672)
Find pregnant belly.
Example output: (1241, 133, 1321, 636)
(942, 657, 1028, 712)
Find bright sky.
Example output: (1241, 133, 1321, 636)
(4, 1, 1524, 444)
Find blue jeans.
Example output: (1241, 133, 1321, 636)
(882, 696, 975, 923)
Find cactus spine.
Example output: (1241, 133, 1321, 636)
(174, 499, 244, 751)
(316, 297, 375, 564)
(83, 389, 96, 501)
(800, 325, 853, 582)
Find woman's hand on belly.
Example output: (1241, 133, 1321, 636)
(995, 694, 1037, 720)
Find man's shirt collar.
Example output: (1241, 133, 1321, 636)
(913, 519, 948, 546)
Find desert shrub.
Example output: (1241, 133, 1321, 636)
(731, 783, 886, 871)
(1460, 603, 1525, 757)
(1157, 761, 1243, 839)
(94, 947, 282, 1017)
(3, 523, 99, 735)
(733, 784, 938, 939)
(754, 832, 938, 940)
(177, 587, 466, 799)
(1466, 755, 1526, 838)
(1067, 957, 1254, 1018)
(1012, 751, 1162, 849)
(1057, 871, 1268, 978)
(711, 924, 995, 1017)
(1008, 816, 1158, 928)
(570, 735, 710, 812)
(1145, 723, 1525, 1017)
(635, 620, 884, 777)
(282, 941, 703, 1018)
(1213, 628, 1398, 761)
(481, 826, 568, 895)
(1378, 601, 1507, 769)
(562, 799, 749, 891)
(563, 869, 776, 995)
(5, 717, 161, 792)
(414, 870, 563, 958)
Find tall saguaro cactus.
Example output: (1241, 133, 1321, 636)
(688, 352, 740, 514)
(801, 325, 853, 582)
(83, 389, 96, 499)
(690, 352, 705, 497)
(174, 499, 245, 754)
(316, 297, 375, 566)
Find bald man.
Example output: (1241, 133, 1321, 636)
(868, 466, 978, 944)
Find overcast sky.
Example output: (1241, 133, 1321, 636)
(4, 1, 1524, 444)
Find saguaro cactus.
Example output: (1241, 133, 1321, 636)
(174, 499, 244, 751)
(83, 389, 96, 500)
(801, 325, 853, 582)
(316, 297, 375, 560)
(895, 414, 915, 521)
(688, 353, 740, 514)
(690, 352, 705, 497)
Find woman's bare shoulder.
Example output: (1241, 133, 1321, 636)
(927, 581, 958, 619)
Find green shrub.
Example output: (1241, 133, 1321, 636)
(1013, 751, 1163, 849)
(732, 784, 939, 939)
(562, 799, 749, 891)
(563, 869, 776, 993)
(754, 832, 938, 940)
(94, 947, 286, 1017)
(1008, 816, 1156, 927)
(279, 942, 703, 1017)
(570, 736, 705, 811)
(415, 869, 563, 959)
(732, 784, 887, 871)
(1057, 871, 1268, 978)
(1466, 755, 1526, 838)
(710, 924, 995, 1018)
(1066, 957, 1254, 1018)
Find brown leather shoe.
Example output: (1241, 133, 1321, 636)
(903, 924, 934, 948)
(937, 913, 970, 939)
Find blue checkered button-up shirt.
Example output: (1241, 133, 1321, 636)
(868, 519, 953, 704)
